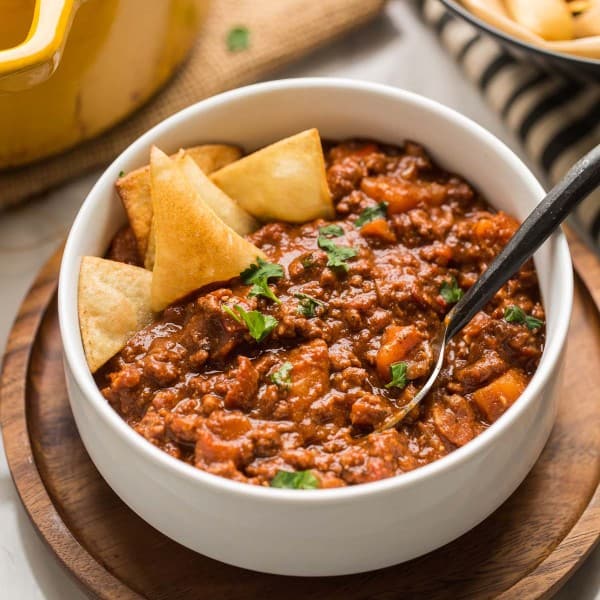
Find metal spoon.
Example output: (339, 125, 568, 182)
(375, 143, 600, 434)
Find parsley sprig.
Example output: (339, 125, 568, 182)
(295, 292, 326, 317)
(222, 304, 278, 342)
(355, 202, 388, 228)
(270, 470, 319, 489)
(241, 258, 284, 304)
(440, 277, 464, 304)
(504, 305, 544, 330)
(270, 362, 293, 389)
(317, 225, 357, 272)
(385, 361, 408, 389)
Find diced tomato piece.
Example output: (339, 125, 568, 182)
(431, 395, 477, 447)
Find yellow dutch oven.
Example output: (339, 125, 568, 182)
(0, 0, 208, 168)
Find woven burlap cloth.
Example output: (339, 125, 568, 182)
(0, 0, 385, 209)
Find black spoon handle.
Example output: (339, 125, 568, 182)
(446, 143, 600, 341)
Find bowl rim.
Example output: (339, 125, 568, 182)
(58, 77, 573, 504)
(439, 0, 600, 68)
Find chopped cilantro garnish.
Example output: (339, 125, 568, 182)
(385, 361, 408, 389)
(504, 305, 544, 330)
(222, 304, 278, 342)
(118, 170, 125, 177)
(319, 225, 344, 238)
(241, 258, 284, 304)
(318, 237, 357, 272)
(295, 292, 326, 318)
(355, 202, 388, 228)
(270, 470, 319, 489)
(319, 224, 344, 238)
(270, 362, 293, 389)
(440, 277, 464, 304)
(317, 226, 357, 272)
(226, 26, 250, 52)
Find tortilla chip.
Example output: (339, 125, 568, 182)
(116, 144, 242, 258)
(179, 155, 259, 235)
(143, 153, 258, 270)
(150, 146, 265, 312)
(210, 129, 334, 223)
(78, 256, 154, 372)
(459, 0, 600, 58)
(184, 145, 243, 174)
(144, 221, 157, 270)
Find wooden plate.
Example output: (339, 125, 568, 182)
(1, 230, 599, 600)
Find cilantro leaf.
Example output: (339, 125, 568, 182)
(385, 361, 408, 389)
(295, 292, 326, 318)
(226, 26, 250, 52)
(317, 226, 357, 273)
(270, 470, 319, 489)
(355, 202, 388, 228)
(440, 277, 464, 304)
(504, 305, 526, 324)
(270, 362, 293, 389)
(525, 315, 545, 330)
(222, 304, 278, 342)
(318, 237, 358, 272)
(504, 305, 544, 330)
(118, 170, 125, 178)
(319, 224, 344, 238)
(241, 258, 284, 304)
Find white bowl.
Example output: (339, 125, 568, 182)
(58, 78, 572, 576)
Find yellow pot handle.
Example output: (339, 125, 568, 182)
(0, 0, 77, 92)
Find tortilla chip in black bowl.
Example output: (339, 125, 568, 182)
(439, 0, 600, 82)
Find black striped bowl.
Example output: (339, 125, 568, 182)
(440, 0, 600, 82)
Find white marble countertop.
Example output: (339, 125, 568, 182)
(0, 2, 598, 598)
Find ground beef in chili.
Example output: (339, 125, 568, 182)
(98, 139, 545, 488)
(106, 225, 141, 266)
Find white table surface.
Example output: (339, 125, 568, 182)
(0, 2, 598, 598)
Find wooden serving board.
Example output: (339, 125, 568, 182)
(1, 230, 599, 600)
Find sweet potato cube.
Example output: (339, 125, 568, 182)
(361, 177, 447, 213)
(360, 218, 396, 243)
(376, 325, 423, 380)
(472, 369, 527, 422)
